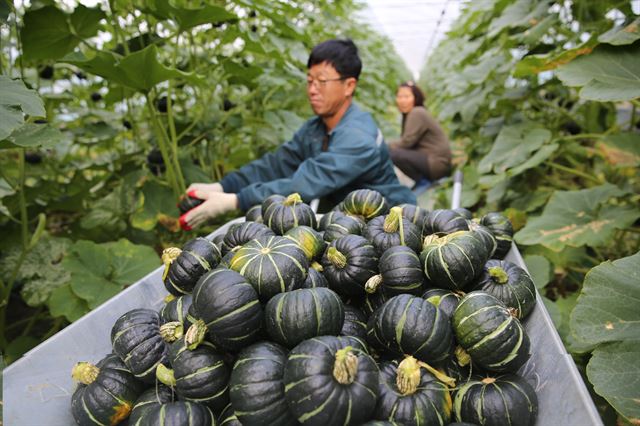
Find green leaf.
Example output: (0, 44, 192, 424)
(515, 184, 640, 251)
(570, 252, 640, 345)
(598, 18, 640, 46)
(0, 76, 45, 140)
(556, 43, 640, 102)
(0, 123, 66, 150)
(20, 5, 105, 60)
(48, 283, 89, 322)
(599, 133, 640, 166)
(478, 122, 552, 175)
(131, 181, 178, 231)
(103, 239, 160, 287)
(513, 39, 598, 77)
(523, 254, 551, 290)
(4, 336, 40, 364)
(587, 341, 640, 424)
(488, 0, 550, 38)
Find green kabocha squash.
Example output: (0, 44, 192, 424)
(360, 422, 402, 426)
(454, 374, 538, 426)
(229, 341, 297, 426)
(245, 204, 263, 223)
(362, 287, 391, 317)
(221, 221, 275, 255)
(398, 203, 429, 237)
(159, 294, 194, 330)
(161, 237, 221, 296)
(340, 188, 389, 220)
(423, 209, 469, 236)
(218, 249, 236, 269)
(218, 403, 242, 426)
(301, 263, 330, 288)
(318, 210, 346, 231)
(466, 220, 497, 259)
(453, 292, 531, 373)
(420, 231, 489, 291)
(284, 335, 380, 425)
(188, 268, 263, 352)
(374, 356, 453, 426)
(158, 340, 230, 413)
(321, 234, 379, 297)
(137, 401, 216, 426)
(365, 245, 424, 297)
(230, 235, 308, 301)
(177, 194, 204, 214)
(453, 208, 473, 219)
(471, 260, 536, 320)
(341, 304, 368, 340)
(71, 354, 145, 426)
(111, 309, 171, 383)
(422, 288, 462, 320)
(284, 225, 326, 261)
(363, 206, 422, 255)
(262, 193, 317, 234)
(265, 287, 344, 348)
(480, 212, 514, 259)
(323, 214, 366, 242)
(128, 384, 175, 426)
(369, 294, 453, 363)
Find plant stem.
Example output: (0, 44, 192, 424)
(42, 317, 64, 340)
(629, 103, 637, 132)
(146, 93, 181, 196)
(21, 306, 44, 337)
(545, 161, 602, 184)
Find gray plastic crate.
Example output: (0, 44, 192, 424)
(3, 218, 602, 425)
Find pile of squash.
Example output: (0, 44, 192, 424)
(70, 190, 539, 426)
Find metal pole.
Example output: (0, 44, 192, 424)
(450, 170, 463, 209)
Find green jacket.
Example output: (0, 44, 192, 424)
(220, 103, 416, 210)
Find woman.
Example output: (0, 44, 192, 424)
(388, 81, 451, 186)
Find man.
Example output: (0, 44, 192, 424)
(181, 39, 416, 230)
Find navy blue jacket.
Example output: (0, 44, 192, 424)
(220, 103, 417, 210)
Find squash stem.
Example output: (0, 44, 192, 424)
(364, 274, 383, 294)
(416, 360, 456, 388)
(454, 346, 471, 367)
(327, 246, 347, 269)
(161, 247, 182, 281)
(156, 364, 177, 387)
(333, 346, 359, 384)
(488, 266, 509, 284)
(311, 261, 324, 272)
(383, 206, 402, 233)
(185, 319, 207, 350)
(284, 193, 302, 206)
(72, 362, 100, 385)
(160, 321, 184, 342)
(396, 356, 421, 395)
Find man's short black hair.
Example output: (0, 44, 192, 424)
(307, 39, 362, 80)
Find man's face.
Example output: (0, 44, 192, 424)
(306, 62, 356, 118)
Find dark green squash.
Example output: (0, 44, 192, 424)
(398, 203, 429, 237)
(423, 209, 469, 236)
(189, 268, 263, 352)
(453, 292, 531, 373)
(362, 287, 391, 318)
(340, 188, 389, 220)
(284, 225, 326, 261)
(301, 263, 330, 288)
(218, 403, 242, 426)
(265, 287, 344, 348)
(158, 340, 230, 413)
(420, 231, 489, 291)
(323, 214, 366, 242)
(363, 206, 422, 255)
(471, 260, 537, 319)
(466, 220, 497, 259)
(340, 304, 368, 340)
(71, 354, 145, 426)
(422, 288, 462, 320)
(321, 234, 379, 297)
(137, 401, 216, 426)
(318, 210, 346, 231)
(360, 422, 402, 426)
(111, 309, 171, 383)
(369, 294, 453, 362)
(374, 356, 453, 426)
(159, 294, 194, 331)
(162, 237, 221, 296)
(128, 384, 175, 426)
(480, 212, 514, 259)
(245, 204, 263, 223)
(230, 235, 308, 301)
(221, 222, 275, 255)
(229, 341, 297, 426)
(453, 208, 473, 219)
(178, 194, 204, 214)
(454, 374, 538, 426)
(284, 335, 379, 425)
(262, 193, 317, 234)
(365, 245, 424, 296)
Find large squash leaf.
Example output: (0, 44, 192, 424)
(131, 181, 178, 231)
(0, 76, 45, 140)
(515, 184, 640, 251)
(513, 39, 598, 77)
(556, 43, 640, 102)
(0, 123, 66, 150)
(48, 284, 89, 322)
(598, 17, 640, 46)
(142, 1, 237, 31)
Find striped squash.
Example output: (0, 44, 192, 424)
(265, 287, 344, 348)
(111, 309, 170, 383)
(137, 401, 216, 426)
(301, 264, 330, 288)
(323, 214, 366, 242)
(374, 357, 452, 426)
(466, 219, 497, 258)
(480, 212, 514, 259)
(284, 225, 326, 261)
(71, 354, 145, 426)
(454, 374, 538, 426)
(365, 245, 424, 296)
(341, 304, 368, 340)
(129, 384, 175, 426)
(190, 268, 263, 352)
(423, 209, 469, 236)
(363, 206, 422, 255)
(161, 237, 221, 296)
(229, 341, 297, 426)
(262, 193, 317, 235)
(471, 260, 537, 319)
(318, 210, 346, 231)
(218, 403, 242, 426)
(422, 288, 462, 320)
(284, 335, 379, 425)
(221, 221, 274, 255)
(321, 234, 379, 297)
(230, 235, 308, 301)
(159, 294, 194, 331)
(245, 204, 263, 223)
(368, 294, 453, 363)
(398, 203, 429, 237)
(420, 230, 489, 291)
(453, 292, 531, 373)
(340, 188, 389, 220)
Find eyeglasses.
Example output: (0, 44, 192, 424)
(306, 76, 346, 89)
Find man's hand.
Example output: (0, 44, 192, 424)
(179, 191, 239, 230)
(186, 182, 223, 197)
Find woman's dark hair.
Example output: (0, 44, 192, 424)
(399, 81, 426, 133)
(307, 39, 362, 80)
